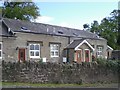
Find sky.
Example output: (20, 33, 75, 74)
(0, 0, 119, 30)
(34, 1, 118, 30)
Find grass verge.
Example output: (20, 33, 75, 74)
(1, 82, 119, 88)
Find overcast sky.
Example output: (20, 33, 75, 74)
(34, 1, 118, 30)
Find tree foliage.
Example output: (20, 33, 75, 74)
(0, 7, 2, 14)
(83, 23, 90, 31)
(90, 20, 99, 34)
(2, 2, 40, 21)
(83, 10, 120, 50)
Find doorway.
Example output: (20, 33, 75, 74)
(85, 50, 90, 62)
(18, 48, 25, 62)
(76, 50, 82, 63)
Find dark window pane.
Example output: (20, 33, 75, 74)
(0, 44, 1, 50)
(30, 45, 34, 50)
(56, 45, 59, 50)
(35, 45, 39, 50)
(55, 51, 59, 56)
(51, 52, 54, 56)
(20, 52, 23, 57)
(30, 51, 34, 56)
(0, 51, 1, 57)
(35, 51, 39, 56)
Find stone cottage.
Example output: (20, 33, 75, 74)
(0, 18, 112, 63)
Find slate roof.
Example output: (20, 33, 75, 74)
(2, 18, 104, 39)
(0, 27, 10, 36)
(0, 21, 2, 36)
(66, 39, 85, 49)
(0, 20, 14, 37)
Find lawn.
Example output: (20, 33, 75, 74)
(1, 82, 119, 88)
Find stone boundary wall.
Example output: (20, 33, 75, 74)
(2, 61, 118, 84)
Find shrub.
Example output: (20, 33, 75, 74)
(75, 79, 82, 85)
(96, 58, 119, 71)
(96, 58, 107, 67)
(106, 60, 117, 67)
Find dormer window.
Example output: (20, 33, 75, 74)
(21, 26, 30, 32)
(58, 30, 63, 34)
(21, 27, 28, 30)
(73, 32, 78, 36)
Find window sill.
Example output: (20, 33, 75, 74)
(51, 56, 59, 58)
(30, 56, 40, 59)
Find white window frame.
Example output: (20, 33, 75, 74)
(97, 46, 103, 58)
(50, 44, 59, 57)
(0, 42, 2, 59)
(29, 43, 40, 59)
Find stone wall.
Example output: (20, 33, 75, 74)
(2, 61, 118, 84)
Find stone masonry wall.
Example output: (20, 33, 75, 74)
(2, 61, 118, 84)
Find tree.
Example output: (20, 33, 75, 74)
(99, 10, 119, 49)
(83, 23, 90, 31)
(117, 10, 120, 47)
(2, 1, 40, 21)
(90, 20, 100, 35)
(83, 9, 119, 49)
(0, 7, 2, 14)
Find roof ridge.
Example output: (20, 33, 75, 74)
(74, 38, 85, 41)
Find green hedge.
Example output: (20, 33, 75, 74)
(96, 58, 119, 71)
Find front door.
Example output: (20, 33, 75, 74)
(19, 48, 25, 62)
(85, 50, 90, 62)
(76, 50, 82, 63)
